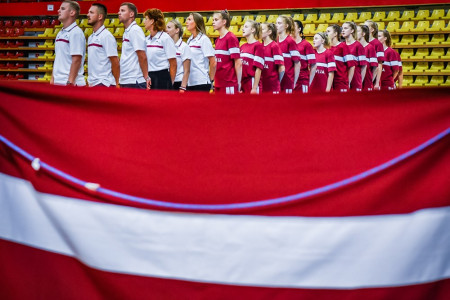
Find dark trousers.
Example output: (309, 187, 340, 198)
(187, 84, 211, 92)
(148, 69, 173, 90)
(120, 81, 147, 89)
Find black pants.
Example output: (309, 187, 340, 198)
(120, 81, 147, 89)
(148, 69, 172, 90)
(187, 84, 211, 92)
(173, 81, 181, 90)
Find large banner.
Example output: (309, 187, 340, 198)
(0, 82, 449, 299)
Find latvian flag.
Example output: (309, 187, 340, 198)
(0, 81, 449, 299)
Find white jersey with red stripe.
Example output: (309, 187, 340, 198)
(119, 21, 146, 85)
(186, 33, 215, 86)
(174, 38, 191, 82)
(146, 31, 177, 72)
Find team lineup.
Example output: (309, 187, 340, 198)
(52, 1, 402, 93)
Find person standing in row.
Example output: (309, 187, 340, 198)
(357, 25, 377, 91)
(310, 32, 335, 93)
(365, 20, 384, 90)
(118, 2, 150, 89)
(240, 20, 264, 94)
(143, 9, 177, 90)
(393, 49, 403, 88)
(185, 12, 216, 91)
(326, 24, 353, 92)
(378, 30, 399, 90)
(166, 19, 191, 92)
(293, 20, 316, 93)
(51, 0, 86, 86)
(213, 10, 242, 94)
(342, 21, 367, 92)
(86, 3, 119, 87)
(276, 15, 300, 94)
(261, 22, 285, 94)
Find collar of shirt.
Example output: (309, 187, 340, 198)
(62, 21, 78, 32)
(125, 21, 137, 33)
(188, 33, 202, 44)
(148, 31, 163, 41)
(93, 25, 106, 36)
(175, 38, 183, 47)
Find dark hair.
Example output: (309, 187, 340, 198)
(263, 22, 277, 41)
(329, 24, 341, 37)
(365, 20, 378, 38)
(92, 3, 107, 20)
(189, 12, 206, 35)
(246, 20, 261, 40)
(144, 8, 165, 32)
(214, 9, 231, 28)
(359, 25, 370, 43)
(380, 29, 392, 47)
(64, 0, 80, 18)
(278, 15, 294, 35)
(294, 20, 304, 38)
(120, 2, 137, 19)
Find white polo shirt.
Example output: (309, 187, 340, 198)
(174, 38, 191, 82)
(87, 25, 118, 86)
(53, 22, 86, 86)
(186, 33, 214, 86)
(146, 31, 177, 72)
(119, 21, 146, 84)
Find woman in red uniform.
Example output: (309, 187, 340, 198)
(326, 24, 354, 92)
(261, 22, 285, 93)
(365, 20, 384, 90)
(357, 25, 378, 91)
(240, 20, 264, 94)
(342, 21, 367, 91)
(378, 29, 399, 90)
(276, 15, 300, 94)
(310, 32, 336, 93)
(213, 9, 242, 94)
(293, 20, 316, 93)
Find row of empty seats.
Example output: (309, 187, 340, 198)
(0, 19, 59, 28)
(399, 48, 450, 59)
(403, 75, 450, 86)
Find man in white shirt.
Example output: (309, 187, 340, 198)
(51, 0, 86, 86)
(118, 2, 150, 89)
(87, 3, 120, 87)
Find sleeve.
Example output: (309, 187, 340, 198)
(130, 27, 146, 52)
(289, 39, 301, 62)
(253, 43, 265, 70)
(368, 46, 378, 67)
(201, 36, 215, 58)
(357, 43, 368, 66)
(304, 42, 316, 65)
(104, 33, 118, 57)
(388, 50, 399, 72)
(69, 29, 86, 56)
(164, 35, 177, 59)
(181, 42, 191, 62)
(375, 41, 385, 63)
(344, 44, 357, 67)
(273, 43, 284, 66)
(228, 33, 241, 59)
(326, 50, 337, 72)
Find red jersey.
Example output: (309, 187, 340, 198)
(295, 39, 316, 89)
(393, 50, 402, 83)
(277, 35, 300, 92)
(240, 41, 264, 93)
(330, 42, 355, 91)
(310, 49, 336, 93)
(362, 43, 378, 91)
(262, 41, 284, 93)
(380, 47, 399, 89)
(215, 31, 240, 88)
(369, 38, 385, 63)
(347, 41, 367, 91)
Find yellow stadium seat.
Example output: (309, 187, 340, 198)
(110, 18, 121, 28)
(104, 19, 112, 27)
(239, 39, 245, 46)
(206, 25, 216, 37)
(134, 18, 142, 26)
(427, 20, 446, 32)
(79, 18, 90, 28)
(304, 14, 318, 24)
(292, 14, 304, 22)
(230, 15, 242, 26)
(242, 15, 254, 24)
(315, 24, 328, 34)
(303, 23, 315, 35)
(386, 22, 400, 32)
(412, 48, 429, 59)
(107, 28, 114, 35)
(412, 10, 430, 21)
(410, 75, 429, 86)
(412, 34, 429, 45)
(38, 28, 53, 37)
(343, 12, 358, 23)
(372, 11, 386, 22)
(84, 27, 93, 37)
(38, 61, 53, 70)
(440, 34, 450, 45)
(391, 35, 400, 45)
(429, 9, 445, 20)
(397, 21, 415, 33)
(425, 62, 445, 72)
(430, 34, 445, 44)
(376, 22, 385, 30)
(182, 27, 189, 38)
(203, 16, 212, 26)
(400, 49, 414, 59)
(113, 27, 124, 38)
(356, 12, 372, 23)
(385, 11, 400, 22)
(411, 21, 430, 33)
(330, 13, 344, 24)
(175, 17, 185, 25)
(37, 39, 54, 48)
(44, 50, 55, 58)
(316, 13, 331, 24)
(37, 72, 52, 82)
(441, 76, 450, 86)
(399, 11, 415, 21)
(255, 15, 266, 23)
(396, 35, 414, 45)
(429, 76, 444, 86)
(441, 49, 450, 59)
(413, 61, 429, 72)
(164, 17, 173, 25)
(267, 15, 278, 23)
(229, 25, 240, 37)
(402, 75, 413, 86)
(402, 62, 414, 72)
(426, 48, 445, 59)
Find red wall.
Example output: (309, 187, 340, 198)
(0, 0, 448, 17)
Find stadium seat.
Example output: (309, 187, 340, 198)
(343, 12, 358, 23)
(38, 61, 53, 70)
(22, 20, 31, 28)
(50, 19, 60, 27)
(400, 48, 414, 59)
(425, 62, 444, 72)
(385, 11, 400, 22)
(316, 13, 331, 24)
(242, 15, 254, 24)
(402, 62, 414, 72)
(255, 15, 266, 23)
(134, 18, 142, 26)
(230, 16, 242, 26)
(442, 76, 450, 86)
(239, 39, 245, 46)
(429, 75, 444, 86)
(356, 12, 372, 23)
(31, 19, 41, 28)
(429, 9, 444, 20)
(430, 34, 445, 44)
(330, 13, 344, 24)
(411, 48, 429, 59)
(113, 27, 124, 38)
(229, 25, 240, 37)
(163, 17, 173, 25)
(205, 16, 213, 26)
(38, 28, 54, 37)
(84, 28, 93, 37)
(410, 75, 429, 86)
(104, 18, 112, 27)
(427, 20, 446, 32)
(413, 61, 429, 72)
(292, 14, 304, 22)
(426, 48, 445, 59)
(304, 14, 318, 24)
(396, 21, 415, 33)
(14, 40, 24, 47)
(42, 40, 54, 48)
(11, 28, 24, 37)
(402, 75, 413, 86)
(53, 28, 60, 37)
(110, 18, 121, 28)
(13, 20, 22, 28)
(372, 11, 386, 22)
(396, 35, 414, 45)
(44, 50, 55, 58)
(376, 22, 385, 30)
(441, 49, 450, 59)
(175, 16, 185, 26)
(315, 24, 328, 34)
(206, 26, 216, 37)
(303, 23, 315, 35)
(443, 9, 450, 20)
(398, 10, 415, 21)
(267, 15, 278, 23)
(412, 34, 429, 45)
(410, 21, 429, 33)
(4, 20, 12, 28)
(386, 22, 400, 32)
(41, 19, 50, 28)
(412, 10, 430, 21)
(391, 35, 399, 44)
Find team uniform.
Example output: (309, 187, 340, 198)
(393, 49, 402, 87)
(380, 46, 400, 90)
(347, 41, 367, 91)
(119, 21, 147, 88)
(330, 42, 354, 92)
(53, 22, 86, 86)
(215, 31, 241, 94)
(261, 41, 284, 93)
(295, 39, 316, 93)
(172, 38, 191, 90)
(240, 41, 264, 93)
(146, 31, 177, 90)
(369, 38, 385, 64)
(310, 49, 336, 93)
(277, 35, 300, 93)
(87, 25, 118, 87)
(362, 43, 378, 91)
(186, 33, 215, 91)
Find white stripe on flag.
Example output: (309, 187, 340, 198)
(0, 172, 449, 289)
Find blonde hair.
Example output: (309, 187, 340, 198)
(343, 21, 357, 40)
(277, 15, 294, 35)
(365, 20, 378, 38)
(245, 20, 261, 40)
(315, 32, 330, 48)
(169, 19, 183, 39)
(263, 22, 277, 41)
(189, 12, 206, 35)
(214, 9, 231, 28)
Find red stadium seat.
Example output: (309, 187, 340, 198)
(13, 20, 22, 28)
(51, 19, 60, 27)
(15, 40, 25, 47)
(0, 63, 6, 69)
(0, 40, 6, 48)
(4, 20, 13, 28)
(22, 20, 32, 28)
(16, 73, 25, 80)
(6, 62, 17, 69)
(31, 19, 41, 28)
(16, 51, 25, 58)
(0, 21, 4, 28)
(41, 19, 50, 28)
(11, 28, 25, 37)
